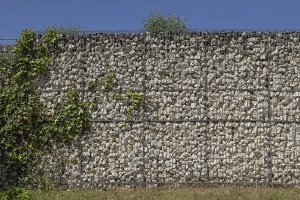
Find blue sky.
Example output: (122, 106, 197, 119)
(1, 0, 300, 40)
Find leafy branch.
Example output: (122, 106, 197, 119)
(142, 10, 187, 32)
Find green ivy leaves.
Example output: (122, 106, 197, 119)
(87, 67, 153, 122)
(0, 29, 89, 185)
(46, 90, 89, 144)
(125, 91, 146, 121)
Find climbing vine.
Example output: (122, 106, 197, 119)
(87, 66, 116, 95)
(124, 91, 148, 121)
(0, 29, 89, 185)
(88, 67, 153, 121)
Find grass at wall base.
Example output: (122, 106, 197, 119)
(0, 29, 89, 192)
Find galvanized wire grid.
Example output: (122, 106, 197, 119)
(1, 30, 300, 188)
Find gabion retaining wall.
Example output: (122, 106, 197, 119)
(1, 30, 300, 188)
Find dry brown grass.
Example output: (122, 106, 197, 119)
(32, 186, 300, 200)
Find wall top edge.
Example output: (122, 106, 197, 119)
(2, 29, 300, 45)
(34, 29, 300, 35)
